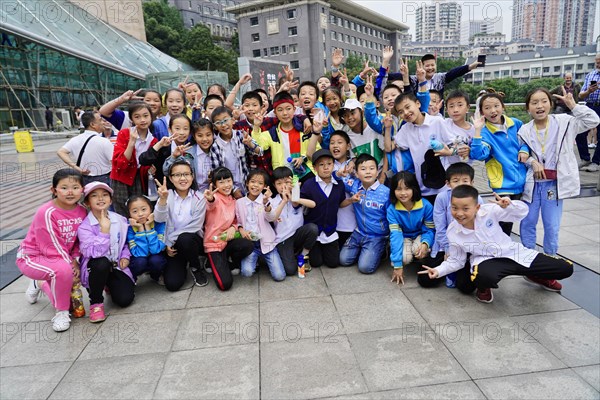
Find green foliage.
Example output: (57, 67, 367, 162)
(344, 53, 365, 79)
(457, 77, 564, 104)
(143, 0, 239, 84)
(231, 31, 240, 55)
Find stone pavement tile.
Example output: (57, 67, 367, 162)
(401, 286, 510, 325)
(321, 263, 397, 295)
(512, 309, 600, 367)
(259, 296, 344, 343)
(49, 353, 167, 399)
(571, 209, 600, 222)
(0, 274, 28, 293)
(558, 211, 599, 227)
(260, 335, 367, 400)
(369, 381, 486, 399)
(475, 369, 600, 400)
(558, 230, 597, 246)
(348, 330, 469, 392)
(0, 292, 51, 323)
(563, 199, 596, 212)
(172, 303, 258, 351)
(108, 277, 191, 315)
(155, 344, 259, 399)
(439, 317, 566, 379)
(573, 365, 600, 392)
(0, 361, 71, 399)
(315, 393, 373, 400)
(563, 224, 600, 243)
(259, 267, 330, 302)
(78, 310, 183, 361)
(186, 274, 258, 309)
(332, 290, 425, 334)
(0, 320, 99, 367)
(559, 245, 600, 273)
(493, 277, 580, 317)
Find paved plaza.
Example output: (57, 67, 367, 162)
(0, 136, 599, 399)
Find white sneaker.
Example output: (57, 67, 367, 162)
(51, 310, 71, 332)
(578, 160, 591, 169)
(588, 143, 597, 149)
(584, 163, 600, 172)
(25, 280, 41, 304)
(231, 268, 240, 276)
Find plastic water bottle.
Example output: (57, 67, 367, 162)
(286, 157, 307, 176)
(291, 175, 301, 202)
(445, 272, 457, 288)
(430, 138, 444, 152)
(297, 254, 306, 279)
(147, 172, 158, 201)
(70, 275, 85, 318)
(213, 231, 261, 241)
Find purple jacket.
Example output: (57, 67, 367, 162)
(77, 211, 134, 288)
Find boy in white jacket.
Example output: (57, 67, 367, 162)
(419, 185, 573, 303)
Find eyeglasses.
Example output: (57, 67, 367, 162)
(170, 173, 193, 179)
(213, 117, 232, 127)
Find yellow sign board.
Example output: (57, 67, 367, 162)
(14, 131, 34, 153)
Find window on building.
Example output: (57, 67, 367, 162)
(188, 0, 192, 9)
(190, 18, 194, 26)
(576, 64, 583, 70)
(287, 9, 297, 19)
(252, 33, 260, 42)
(543, 67, 549, 73)
(564, 65, 572, 71)
(263, 48, 268, 57)
(345, 34, 350, 43)
(330, 15, 336, 24)
(589, 63, 596, 69)
(484, 72, 491, 78)
(252, 49, 261, 58)
(281, 45, 287, 54)
(351, 21, 355, 30)
(358, 38, 362, 46)
(351, 36, 356, 45)
(290, 60, 300, 69)
(337, 17, 343, 26)
(289, 43, 298, 53)
(331, 31, 336, 40)
(288, 26, 298, 36)
(494, 71, 500, 78)
(513, 70, 520, 75)
(270, 46, 280, 56)
(502, 70, 509, 77)
(554, 66, 561, 72)
(250, 17, 259, 26)
(523, 68, 530, 75)
(344, 19, 349, 29)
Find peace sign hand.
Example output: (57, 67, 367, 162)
(204, 183, 218, 202)
(155, 177, 169, 200)
(490, 192, 512, 209)
(416, 60, 426, 83)
(242, 130, 254, 147)
(364, 74, 374, 99)
(417, 265, 439, 279)
(173, 143, 192, 158)
(552, 85, 577, 110)
(399, 58, 409, 76)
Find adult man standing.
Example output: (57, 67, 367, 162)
(45, 106, 54, 131)
(578, 54, 600, 172)
(57, 111, 113, 184)
(550, 73, 580, 114)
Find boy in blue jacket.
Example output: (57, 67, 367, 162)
(338, 154, 390, 274)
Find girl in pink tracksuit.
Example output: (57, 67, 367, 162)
(16, 169, 88, 332)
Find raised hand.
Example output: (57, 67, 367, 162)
(263, 187, 273, 205)
(416, 60, 426, 83)
(399, 58, 409, 76)
(118, 89, 143, 104)
(364, 74, 375, 99)
(155, 176, 169, 200)
(382, 46, 394, 63)
(268, 83, 276, 100)
(98, 210, 111, 233)
(331, 48, 344, 68)
(339, 68, 349, 87)
(417, 265, 439, 279)
(177, 75, 190, 90)
(383, 113, 394, 129)
(242, 131, 254, 147)
(471, 114, 486, 131)
(283, 65, 294, 82)
(359, 60, 371, 80)
(552, 85, 577, 110)
(350, 191, 365, 203)
(172, 143, 192, 158)
(204, 183, 218, 202)
(490, 192, 512, 208)
(155, 135, 173, 150)
(129, 127, 140, 143)
(253, 113, 264, 130)
(239, 73, 253, 86)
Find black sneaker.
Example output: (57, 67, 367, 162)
(191, 268, 209, 287)
(199, 256, 212, 274)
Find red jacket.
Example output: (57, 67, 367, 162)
(110, 128, 157, 191)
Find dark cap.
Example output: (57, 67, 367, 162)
(312, 149, 334, 164)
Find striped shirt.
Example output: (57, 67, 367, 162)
(582, 70, 600, 104)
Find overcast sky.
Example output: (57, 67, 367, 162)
(355, 0, 600, 44)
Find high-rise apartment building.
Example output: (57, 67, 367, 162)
(415, 1, 461, 43)
(460, 19, 503, 45)
(512, 0, 596, 48)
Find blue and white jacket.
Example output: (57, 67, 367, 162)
(342, 177, 390, 237)
(127, 221, 167, 257)
(386, 199, 435, 267)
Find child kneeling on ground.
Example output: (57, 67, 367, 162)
(418, 185, 573, 303)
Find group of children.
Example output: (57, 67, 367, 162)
(17, 50, 599, 332)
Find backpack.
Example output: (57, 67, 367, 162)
(421, 149, 446, 189)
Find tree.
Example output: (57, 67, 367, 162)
(178, 25, 239, 84)
(143, 0, 185, 56)
(231, 31, 240, 56)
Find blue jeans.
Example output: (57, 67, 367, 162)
(520, 181, 563, 255)
(339, 231, 387, 274)
(241, 243, 286, 281)
(129, 254, 168, 281)
(575, 104, 600, 164)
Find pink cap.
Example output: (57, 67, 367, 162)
(83, 181, 113, 198)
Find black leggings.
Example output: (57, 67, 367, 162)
(416, 252, 445, 288)
(309, 240, 340, 268)
(207, 238, 254, 291)
(276, 223, 319, 275)
(456, 253, 573, 292)
(87, 257, 135, 307)
(164, 233, 204, 292)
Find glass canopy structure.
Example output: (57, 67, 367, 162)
(0, 0, 193, 130)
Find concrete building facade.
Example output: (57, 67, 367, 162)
(463, 44, 598, 85)
(512, 0, 596, 48)
(228, 0, 408, 82)
(169, 0, 241, 41)
(415, 0, 461, 43)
